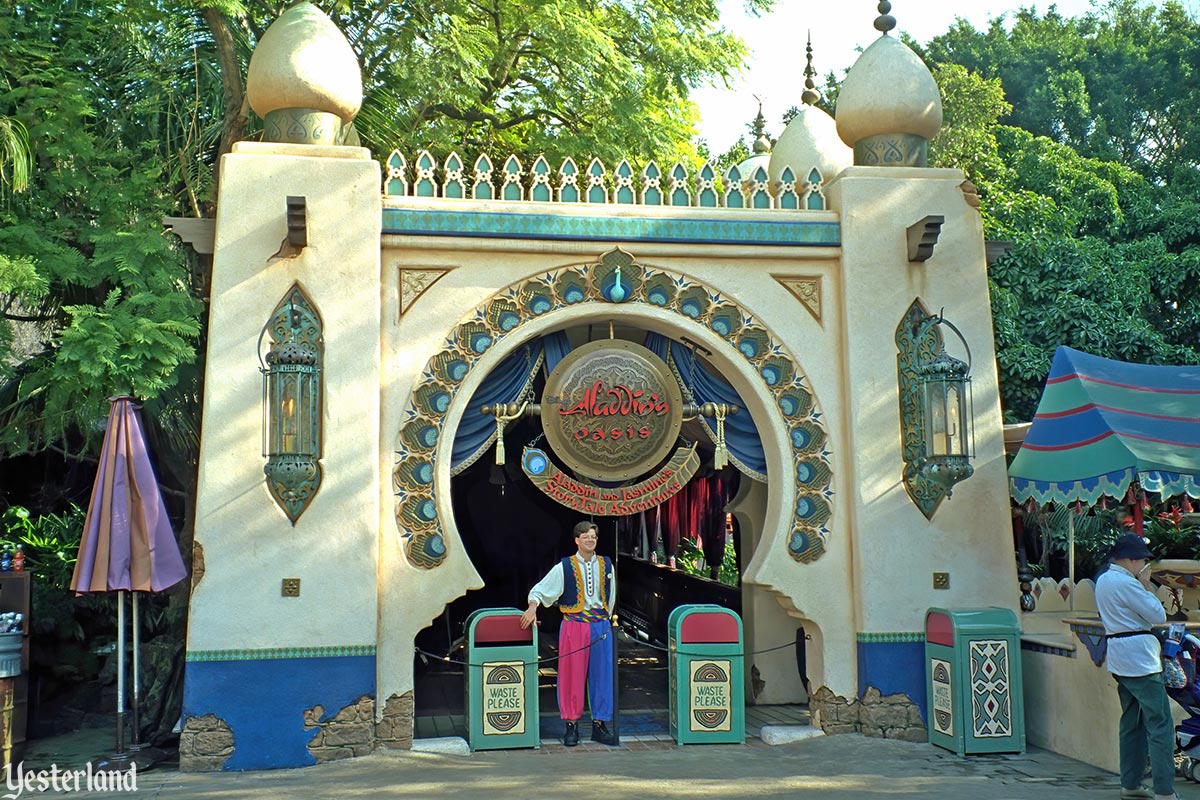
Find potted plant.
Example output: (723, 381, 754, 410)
(1146, 507, 1200, 586)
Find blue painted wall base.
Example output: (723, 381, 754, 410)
(183, 655, 376, 770)
(856, 639, 927, 722)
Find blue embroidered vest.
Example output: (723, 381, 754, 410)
(558, 555, 612, 615)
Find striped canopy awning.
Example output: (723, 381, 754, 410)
(1009, 347, 1200, 506)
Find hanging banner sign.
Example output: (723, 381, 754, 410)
(522, 444, 700, 516)
(541, 339, 684, 481)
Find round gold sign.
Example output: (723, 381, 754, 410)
(542, 339, 684, 480)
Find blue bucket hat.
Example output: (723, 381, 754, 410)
(1109, 533, 1154, 561)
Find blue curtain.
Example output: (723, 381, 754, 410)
(645, 332, 766, 481)
(452, 330, 765, 481)
(450, 331, 572, 474)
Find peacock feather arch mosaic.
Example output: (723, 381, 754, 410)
(393, 249, 834, 568)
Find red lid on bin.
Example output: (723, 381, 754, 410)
(680, 612, 739, 644)
(926, 612, 953, 647)
(474, 615, 531, 644)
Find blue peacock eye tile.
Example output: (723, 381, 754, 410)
(418, 499, 437, 521)
(796, 462, 813, 483)
(789, 531, 809, 554)
(414, 462, 433, 484)
(564, 286, 585, 304)
(423, 534, 446, 557)
(791, 427, 810, 449)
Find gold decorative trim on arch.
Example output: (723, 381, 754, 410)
(398, 267, 454, 317)
(773, 275, 823, 326)
(392, 249, 834, 569)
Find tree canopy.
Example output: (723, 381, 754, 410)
(922, 0, 1200, 181)
(1, 0, 769, 475)
(919, 2, 1200, 421)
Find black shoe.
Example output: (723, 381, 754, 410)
(563, 721, 579, 747)
(591, 719, 616, 745)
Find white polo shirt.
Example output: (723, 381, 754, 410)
(1095, 563, 1166, 677)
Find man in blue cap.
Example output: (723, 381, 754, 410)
(1095, 532, 1177, 800)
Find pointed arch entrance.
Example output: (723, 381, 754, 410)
(392, 250, 834, 572)
(387, 250, 836, 728)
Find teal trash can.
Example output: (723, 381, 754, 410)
(668, 605, 744, 745)
(465, 608, 540, 751)
(925, 607, 1025, 755)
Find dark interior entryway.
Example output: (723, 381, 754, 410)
(412, 326, 766, 739)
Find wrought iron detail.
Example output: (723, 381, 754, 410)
(260, 284, 324, 524)
(896, 299, 974, 519)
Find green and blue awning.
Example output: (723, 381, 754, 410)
(1009, 347, 1200, 505)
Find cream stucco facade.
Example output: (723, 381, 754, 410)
(178, 2, 1034, 773)
(180, 140, 1021, 769)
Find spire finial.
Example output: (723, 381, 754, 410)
(750, 95, 771, 154)
(802, 31, 820, 106)
(875, 1, 896, 34)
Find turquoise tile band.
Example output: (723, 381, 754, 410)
(856, 632, 925, 643)
(382, 208, 840, 247)
(186, 645, 376, 662)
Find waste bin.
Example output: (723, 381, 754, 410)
(465, 608, 540, 751)
(668, 605, 744, 744)
(925, 607, 1025, 755)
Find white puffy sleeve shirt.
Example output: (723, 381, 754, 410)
(1095, 563, 1166, 677)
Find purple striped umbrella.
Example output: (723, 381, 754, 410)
(71, 397, 187, 594)
(71, 396, 187, 768)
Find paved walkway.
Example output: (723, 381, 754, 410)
(31, 733, 1200, 800)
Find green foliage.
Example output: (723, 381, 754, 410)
(190, 0, 771, 168)
(673, 536, 739, 588)
(919, 1, 1200, 181)
(0, 116, 31, 196)
(0, 504, 85, 590)
(920, 5, 1200, 422)
(0, 503, 110, 691)
(1144, 509, 1200, 560)
(1024, 505, 1124, 581)
(0, 5, 205, 456)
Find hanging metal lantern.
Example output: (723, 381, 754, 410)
(896, 302, 976, 519)
(259, 285, 323, 524)
(917, 333, 974, 489)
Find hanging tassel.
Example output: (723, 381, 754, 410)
(494, 419, 507, 465)
(1133, 485, 1145, 536)
(1074, 500, 1083, 515)
(713, 405, 728, 471)
(1099, 495, 1108, 510)
(1183, 495, 1194, 513)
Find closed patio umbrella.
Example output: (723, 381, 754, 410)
(70, 396, 188, 768)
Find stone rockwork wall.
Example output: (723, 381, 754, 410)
(304, 695, 376, 762)
(809, 686, 927, 742)
(179, 714, 235, 771)
(375, 691, 415, 750)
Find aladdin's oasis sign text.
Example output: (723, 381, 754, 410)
(541, 339, 684, 481)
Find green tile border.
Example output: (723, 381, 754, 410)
(382, 208, 841, 247)
(186, 645, 376, 662)
(856, 632, 925, 644)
